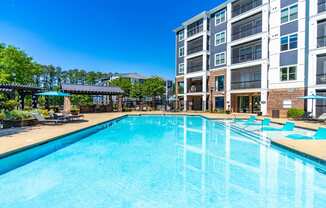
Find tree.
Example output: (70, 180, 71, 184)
(109, 77, 131, 96)
(0, 44, 42, 84)
(143, 77, 165, 108)
(130, 83, 144, 100)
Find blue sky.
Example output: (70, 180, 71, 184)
(0, 0, 225, 79)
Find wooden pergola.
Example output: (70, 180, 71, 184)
(0, 83, 42, 109)
(61, 84, 124, 112)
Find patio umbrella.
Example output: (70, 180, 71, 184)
(36, 91, 71, 97)
(298, 95, 326, 116)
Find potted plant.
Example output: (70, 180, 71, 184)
(3, 110, 37, 128)
(0, 111, 5, 129)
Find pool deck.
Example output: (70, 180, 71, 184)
(0, 112, 325, 163)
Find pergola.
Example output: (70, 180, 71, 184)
(0, 83, 42, 109)
(61, 84, 124, 112)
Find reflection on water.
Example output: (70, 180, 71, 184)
(175, 116, 326, 208)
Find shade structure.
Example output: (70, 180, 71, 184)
(298, 95, 326, 117)
(36, 91, 71, 97)
(298, 95, 326, 100)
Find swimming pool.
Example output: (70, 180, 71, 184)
(0, 115, 325, 207)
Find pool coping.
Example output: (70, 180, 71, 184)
(0, 113, 325, 167)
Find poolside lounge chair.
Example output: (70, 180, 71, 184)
(245, 118, 271, 126)
(32, 113, 66, 125)
(235, 115, 256, 124)
(262, 121, 295, 131)
(287, 127, 326, 140)
(308, 113, 326, 123)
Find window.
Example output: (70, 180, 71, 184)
(281, 4, 298, 24)
(215, 75, 225, 91)
(280, 33, 297, 51)
(178, 31, 184, 41)
(215, 9, 226, 25)
(215, 31, 226, 46)
(178, 63, 184, 73)
(280, 65, 297, 81)
(215, 52, 226, 66)
(179, 47, 185, 57)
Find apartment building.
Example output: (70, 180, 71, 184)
(175, 0, 326, 117)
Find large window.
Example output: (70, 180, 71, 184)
(178, 31, 184, 42)
(214, 52, 226, 66)
(280, 33, 297, 51)
(215, 9, 226, 26)
(318, 0, 326, 13)
(179, 47, 185, 57)
(178, 63, 184, 74)
(215, 75, 225, 91)
(317, 54, 326, 84)
(281, 4, 298, 24)
(280, 65, 297, 81)
(317, 20, 326, 48)
(215, 31, 226, 46)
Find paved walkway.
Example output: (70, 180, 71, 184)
(0, 112, 325, 162)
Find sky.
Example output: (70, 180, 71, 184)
(0, 0, 225, 79)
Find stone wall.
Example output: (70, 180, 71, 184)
(208, 69, 226, 111)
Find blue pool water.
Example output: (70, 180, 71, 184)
(0, 115, 325, 208)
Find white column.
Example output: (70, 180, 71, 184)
(261, 3, 269, 115)
(202, 16, 208, 111)
(184, 27, 188, 111)
(226, 3, 232, 111)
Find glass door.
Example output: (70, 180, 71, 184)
(252, 95, 261, 114)
(237, 96, 249, 113)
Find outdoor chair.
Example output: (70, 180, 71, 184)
(309, 113, 326, 123)
(287, 127, 326, 140)
(32, 113, 67, 125)
(246, 118, 271, 126)
(262, 121, 295, 131)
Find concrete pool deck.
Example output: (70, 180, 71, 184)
(0, 112, 325, 163)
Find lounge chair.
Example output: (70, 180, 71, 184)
(245, 118, 270, 126)
(262, 121, 295, 131)
(235, 115, 256, 124)
(309, 113, 326, 122)
(287, 127, 326, 140)
(32, 113, 66, 125)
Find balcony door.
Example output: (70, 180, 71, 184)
(237, 96, 250, 113)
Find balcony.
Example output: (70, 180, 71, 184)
(187, 36, 203, 55)
(231, 65, 261, 90)
(232, 13, 262, 41)
(232, 0, 262, 18)
(318, 0, 326, 13)
(231, 40, 262, 64)
(317, 36, 326, 48)
(231, 80, 261, 90)
(187, 77, 203, 93)
(317, 74, 326, 85)
(187, 19, 204, 38)
(187, 56, 203, 73)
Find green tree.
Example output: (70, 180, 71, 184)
(0, 44, 42, 84)
(143, 77, 165, 108)
(130, 83, 144, 100)
(109, 77, 131, 96)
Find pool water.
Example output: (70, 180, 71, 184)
(0, 115, 325, 208)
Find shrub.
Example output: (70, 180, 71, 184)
(287, 108, 304, 119)
(0, 112, 5, 121)
(6, 110, 32, 121)
(32, 109, 49, 117)
(4, 100, 18, 111)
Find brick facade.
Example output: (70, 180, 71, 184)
(267, 88, 305, 118)
(208, 69, 226, 111)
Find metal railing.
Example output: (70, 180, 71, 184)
(178, 88, 184, 94)
(187, 85, 203, 93)
(317, 36, 326, 48)
(187, 25, 203, 38)
(231, 80, 261, 90)
(187, 64, 203, 73)
(232, 0, 262, 17)
(317, 73, 326, 84)
(187, 45, 203, 55)
(232, 24, 262, 41)
(232, 51, 261, 64)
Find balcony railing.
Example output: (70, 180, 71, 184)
(318, 0, 326, 13)
(231, 80, 261, 90)
(317, 36, 326, 48)
(187, 45, 203, 55)
(232, 24, 262, 41)
(187, 25, 203, 38)
(188, 85, 203, 93)
(232, 0, 262, 17)
(178, 88, 184, 94)
(317, 74, 326, 85)
(232, 51, 261, 64)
